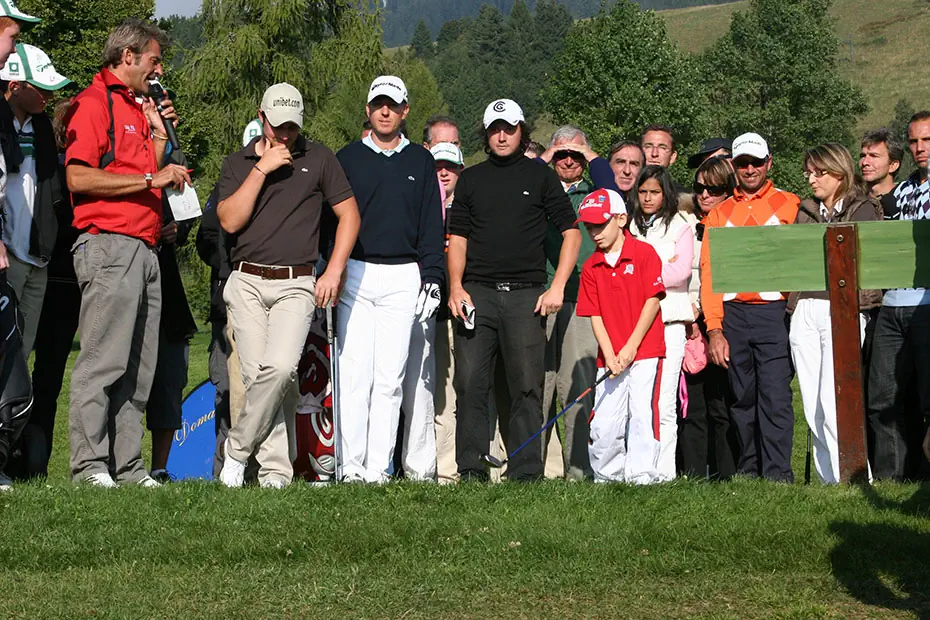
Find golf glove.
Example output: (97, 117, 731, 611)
(415, 282, 442, 322)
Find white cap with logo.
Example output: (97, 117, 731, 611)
(367, 75, 408, 105)
(260, 83, 304, 128)
(0, 44, 71, 90)
(242, 118, 262, 147)
(731, 132, 770, 160)
(0, 0, 38, 24)
(483, 99, 524, 129)
(430, 142, 464, 167)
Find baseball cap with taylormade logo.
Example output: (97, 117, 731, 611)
(260, 83, 303, 128)
(731, 132, 770, 160)
(367, 75, 408, 104)
(575, 188, 627, 225)
(0, 44, 71, 90)
(0, 0, 39, 24)
(483, 99, 524, 129)
(430, 142, 464, 167)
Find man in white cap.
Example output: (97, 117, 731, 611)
(447, 98, 580, 481)
(335, 75, 444, 483)
(0, 0, 38, 72)
(216, 83, 361, 488)
(700, 131, 799, 482)
(0, 43, 72, 356)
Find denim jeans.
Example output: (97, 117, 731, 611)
(453, 283, 546, 481)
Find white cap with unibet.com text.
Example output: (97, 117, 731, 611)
(260, 83, 303, 128)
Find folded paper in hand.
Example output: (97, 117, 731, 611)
(166, 184, 202, 221)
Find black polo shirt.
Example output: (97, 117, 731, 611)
(217, 135, 353, 267)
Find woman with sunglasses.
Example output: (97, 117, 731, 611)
(679, 156, 738, 480)
(628, 165, 697, 481)
(789, 143, 881, 484)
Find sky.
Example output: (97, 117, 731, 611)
(155, 0, 198, 18)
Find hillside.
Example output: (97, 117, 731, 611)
(380, 0, 742, 47)
(660, 0, 930, 135)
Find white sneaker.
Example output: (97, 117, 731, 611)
(260, 479, 287, 489)
(219, 439, 246, 488)
(0, 471, 12, 492)
(84, 472, 117, 488)
(138, 475, 162, 488)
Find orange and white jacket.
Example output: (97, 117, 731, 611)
(699, 180, 800, 332)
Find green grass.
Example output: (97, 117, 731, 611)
(5, 326, 929, 617)
(660, 0, 930, 135)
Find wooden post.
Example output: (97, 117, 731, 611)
(825, 224, 869, 483)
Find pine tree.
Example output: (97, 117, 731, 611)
(410, 19, 434, 58)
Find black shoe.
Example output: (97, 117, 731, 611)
(150, 469, 174, 483)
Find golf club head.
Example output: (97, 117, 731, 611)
(480, 453, 505, 468)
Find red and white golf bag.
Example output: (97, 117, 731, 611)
(292, 310, 335, 482)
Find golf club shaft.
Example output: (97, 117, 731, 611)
(502, 371, 611, 464)
(326, 305, 343, 482)
(804, 426, 812, 485)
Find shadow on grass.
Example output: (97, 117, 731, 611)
(830, 484, 930, 618)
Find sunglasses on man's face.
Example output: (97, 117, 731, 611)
(692, 182, 728, 197)
(553, 150, 584, 161)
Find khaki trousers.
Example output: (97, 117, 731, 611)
(6, 253, 48, 355)
(224, 270, 313, 485)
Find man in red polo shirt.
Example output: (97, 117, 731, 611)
(65, 18, 190, 487)
(576, 188, 666, 484)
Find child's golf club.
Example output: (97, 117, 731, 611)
(481, 371, 611, 468)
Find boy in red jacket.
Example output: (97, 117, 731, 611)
(576, 189, 666, 484)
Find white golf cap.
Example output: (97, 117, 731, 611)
(483, 98, 524, 129)
(242, 118, 262, 147)
(0, 0, 38, 24)
(260, 83, 303, 128)
(0, 44, 71, 90)
(731, 132, 770, 160)
(367, 75, 407, 105)
(430, 142, 464, 167)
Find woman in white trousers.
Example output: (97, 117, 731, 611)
(789, 143, 882, 483)
(630, 165, 697, 481)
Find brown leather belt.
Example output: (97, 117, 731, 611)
(235, 262, 316, 280)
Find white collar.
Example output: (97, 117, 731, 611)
(363, 133, 409, 156)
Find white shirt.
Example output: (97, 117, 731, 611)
(819, 198, 843, 220)
(2, 116, 41, 267)
(362, 133, 409, 157)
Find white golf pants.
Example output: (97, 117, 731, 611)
(337, 259, 420, 482)
(400, 316, 438, 481)
(589, 358, 662, 485)
(789, 298, 867, 484)
(656, 323, 686, 481)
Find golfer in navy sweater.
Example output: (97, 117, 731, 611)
(447, 99, 581, 481)
(335, 76, 445, 483)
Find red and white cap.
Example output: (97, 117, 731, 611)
(575, 188, 626, 225)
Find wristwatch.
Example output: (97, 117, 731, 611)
(144, 173, 153, 189)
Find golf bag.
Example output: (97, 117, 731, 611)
(0, 275, 33, 470)
(292, 309, 335, 482)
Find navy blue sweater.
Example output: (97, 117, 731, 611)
(336, 141, 445, 285)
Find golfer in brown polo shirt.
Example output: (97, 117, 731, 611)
(216, 83, 360, 488)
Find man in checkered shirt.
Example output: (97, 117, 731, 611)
(867, 110, 930, 481)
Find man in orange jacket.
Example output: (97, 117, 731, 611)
(700, 133, 799, 482)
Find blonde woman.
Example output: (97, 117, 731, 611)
(790, 143, 881, 483)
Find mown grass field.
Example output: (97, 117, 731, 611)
(1, 327, 929, 617)
(660, 0, 930, 135)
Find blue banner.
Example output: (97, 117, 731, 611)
(168, 380, 217, 480)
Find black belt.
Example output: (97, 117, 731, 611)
(235, 262, 316, 280)
(474, 282, 541, 292)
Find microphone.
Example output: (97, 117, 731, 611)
(148, 78, 181, 150)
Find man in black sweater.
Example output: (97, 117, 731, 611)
(447, 98, 581, 481)
(335, 75, 445, 483)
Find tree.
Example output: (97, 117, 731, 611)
(17, 0, 155, 89)
(177, 0, 383, 181)
(410, 19, 433, 59)
(701, 0, 868, 193)
(435, 18, 466, 54)
(543, 0, 706, 178)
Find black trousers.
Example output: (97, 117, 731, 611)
(867, 304, 930, 481)
(679, 363, 737, 480)
(723, 301, 795, 482)
(210, 319, 231, 478)
(453, 283, 546, 481)
(20, 278, 81, 477)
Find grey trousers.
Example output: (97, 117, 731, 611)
(542, 303, 597, 480)
(69, 232, 161, 483)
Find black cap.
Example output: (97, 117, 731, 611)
(687, 138, 732, 169)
